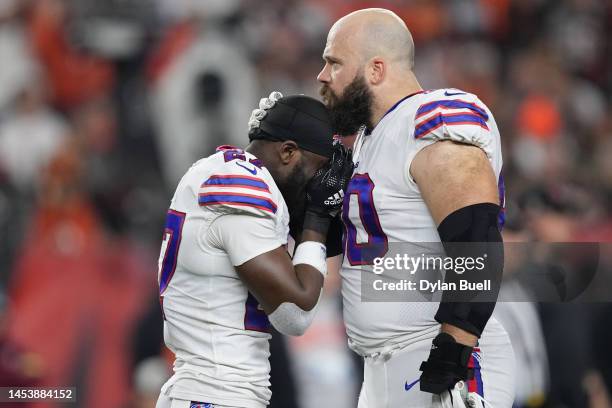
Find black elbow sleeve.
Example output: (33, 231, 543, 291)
(434, 203, 503, 337)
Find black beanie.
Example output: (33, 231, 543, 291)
(248, 95, 334, 158)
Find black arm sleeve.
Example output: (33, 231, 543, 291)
(289, 213, 344, 258)
(325, 215, 344, 257)
(434, 203, 503, 337)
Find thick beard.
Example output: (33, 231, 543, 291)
(320, 74, 374, 136)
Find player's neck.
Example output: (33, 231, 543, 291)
(371, 72, 422, 128)
(245, 141, 269, 163)
(246, 141, 280, 180)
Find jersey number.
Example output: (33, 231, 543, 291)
(158, 209, 186, 295)
(222, 148, 263, 171)
(342, 173, 388, 265)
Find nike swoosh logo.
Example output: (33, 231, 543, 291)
(444, 91, 466, 96)
(405, 378, 420, 391)
(236, 162, 257, 175)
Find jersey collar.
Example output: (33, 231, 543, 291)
(366, 90, 425, 136)
(382, 90, 425, 120)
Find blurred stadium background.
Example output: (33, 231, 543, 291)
(0, 0, 610, 407)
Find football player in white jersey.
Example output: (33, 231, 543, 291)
(156, 92, 354, 408)
(317, 8, 515, 408)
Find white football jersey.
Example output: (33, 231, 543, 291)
(158, 146, 289, 408)
(340, 89, 505, 356)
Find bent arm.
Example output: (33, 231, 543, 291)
(411, 140, 501, 346)
(209, 213, 327, 335)
(235, 228, 327, 314)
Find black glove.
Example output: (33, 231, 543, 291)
(304, 142, 354, 234)
(419, 333, 474, 394)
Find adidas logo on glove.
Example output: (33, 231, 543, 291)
(324, 190, 345, 205)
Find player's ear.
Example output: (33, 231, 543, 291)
(278, 140, 300, 165)
(367, 57, 385, 85)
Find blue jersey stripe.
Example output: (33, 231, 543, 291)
(473, 352, 484, 396)
(416, 100, 489, 120)
(414, 113, 489, 139)
(203, 175, 269, 191)
(199, 193, 277, 213)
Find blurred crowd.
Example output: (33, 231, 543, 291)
(0, 0, 610, 407)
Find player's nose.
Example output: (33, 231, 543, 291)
(317, 63, 330, 83)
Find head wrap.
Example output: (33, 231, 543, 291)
(248, 92, 334, 158)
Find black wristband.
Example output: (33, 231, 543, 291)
(303, 210, 332, 235)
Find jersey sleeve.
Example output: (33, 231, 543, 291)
(207, 213, 287, 266)
(412, 92, 495, 159)
(198, 173, 278, 218)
